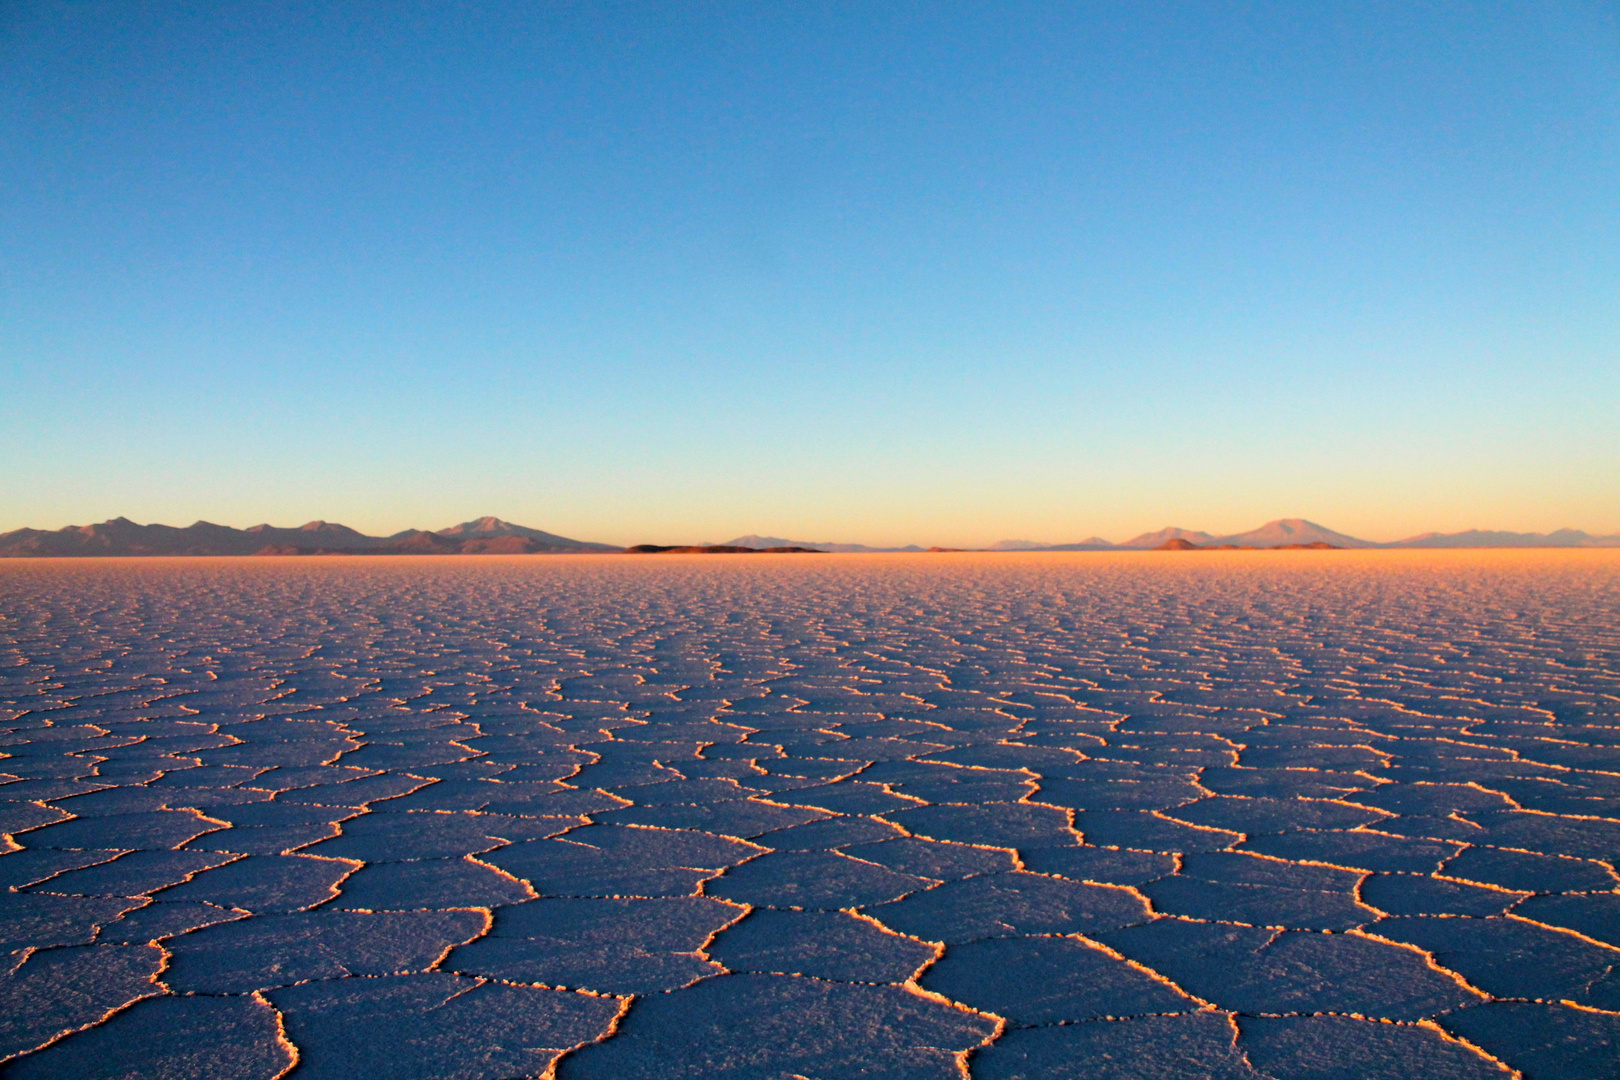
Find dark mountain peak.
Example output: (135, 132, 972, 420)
(436, 516, 525, 537)
(1120, 526, 1216, 549)
(246, 520, 362, 535)
(1210, 519, 1375, 548)
(1114, 520, 1376, 549)
(73, 517, 145, 538)
(434, 517, 622, 551)
(81, 517, 142, 533)
(1, 515, 621, 557)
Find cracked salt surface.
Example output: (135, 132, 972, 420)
(0, 550, 1616, 1078)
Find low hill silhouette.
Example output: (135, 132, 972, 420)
(1119, 526, 1218, 548)
(1390, 528, 1620, 548)
(721, 534, 926, 553)
(1154, 538, 1341, 551)
(627, 544, 824, 554)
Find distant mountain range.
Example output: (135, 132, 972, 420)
(1131, 519, 1377, 549)
(0, 516, 621, 557)
(996, 519, 1620, 551)
(2, 515, 1616, 558)
(719, 534, 929, 554)
(1388, 528, 1620, 548)
(730, 519, 1619, 553)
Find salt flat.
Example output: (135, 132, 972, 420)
(1, 550, 1617, 1079)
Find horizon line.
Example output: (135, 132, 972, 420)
(4, 513, 1620, 555)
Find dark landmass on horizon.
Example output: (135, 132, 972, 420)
(721, 519, 1620, 553)
(0, 516, 620, 558)
(2, 515, 1617, 558)
(627, 544, 824, 555)
(1002, 519, 1620, 551)
(1152, 538, 1343, 551)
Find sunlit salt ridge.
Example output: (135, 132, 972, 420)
(0, 551, 1617, 1077)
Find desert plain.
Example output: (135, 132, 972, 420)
(1, 550, 1617, 1078)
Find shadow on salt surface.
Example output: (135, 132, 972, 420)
(0, 551, 1617, 1078)
(869, 870, 1151, 942)
(447, 896, 739, 994)
(707, 908, 938, 983)
(0, 943, 164, 1061)
(3, 994, 294, 1080)
(269, 973, 622, 1080)
(970, 1013, 1256, 1080)
(556, 972, 996, 1079)
(163, 909, 488, 993)
(920, 935, 1193, 1023)
(1092, 919, 1482, 1019)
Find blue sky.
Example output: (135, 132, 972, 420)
(3, 1, 1617, 545)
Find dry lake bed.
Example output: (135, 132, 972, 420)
(1, 550, 1618, 1079)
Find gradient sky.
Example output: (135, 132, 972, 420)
(3, 1, 1617, 546)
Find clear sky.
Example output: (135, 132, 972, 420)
(3, 1, 1617, 546)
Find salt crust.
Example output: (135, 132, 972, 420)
(0, 550, 1616, 1077)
